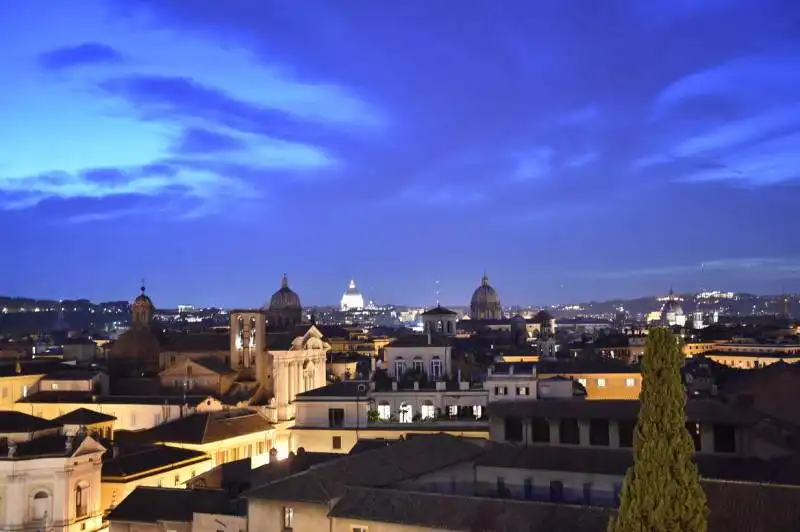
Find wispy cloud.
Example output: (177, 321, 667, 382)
(38, 43, 125, 70)
(0, 163, 247, 212)
(511, 148, 553, 182)
(587, 257, 800, 280)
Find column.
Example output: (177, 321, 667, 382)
(287, 362, 295, 403)
(281, 361, 290, 409)
(549, 420, 560, 445)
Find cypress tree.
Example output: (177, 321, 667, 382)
(608, 327, 708, 532)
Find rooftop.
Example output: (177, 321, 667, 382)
(295, 381, 369, 399)
(102, 445, 210, 480)
(329, 487, 611, 532)
(0, 410, 62, 433)
(245, 433, 486, 503)
(106, 486, 244, 524)
(488, 398, 763, 425)
(115, 410, 273, 445)
(53, 407, 116, 425)
(18, 391, 216, 406)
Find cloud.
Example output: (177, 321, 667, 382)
(510, 148, 553, 182)
(100, 74, 382, 132)
(637, 48, 800, 187)
(587, 257, 800, 280)
(38, 43, 125, 70)
(174, 127, 248, 154)
(0, 163, 248, 214)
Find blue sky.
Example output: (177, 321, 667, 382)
(1, 0, 799, 307)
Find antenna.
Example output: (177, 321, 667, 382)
(435, 280, 440, 307)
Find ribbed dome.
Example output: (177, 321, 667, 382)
(469, 274, 503, 320)
(269, 274, 301, 310)
(471, 275, 500, 307)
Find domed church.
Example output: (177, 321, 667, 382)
(266, 274, 303, 331)
(470, 274, 504, 320)
(108, 284, 162, 376)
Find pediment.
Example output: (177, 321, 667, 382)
(71, 435, 106, 458)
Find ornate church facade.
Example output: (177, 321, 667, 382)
(109, 276, 329, 426)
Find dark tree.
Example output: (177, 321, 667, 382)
(608, 327, 708, 532)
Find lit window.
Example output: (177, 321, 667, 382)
(51, 383, 59, 390)
(283, 506, 294, 529)
(597, 378, 607, 388)
(517, 386, 528, 396)
(420, 402, 435, 420)
(399, 402, 412, 423)
(352, 527, 368, 532)
(625, 378, 636, 387)
(577, 378, 587, 387)
(377, 402, 391, 420)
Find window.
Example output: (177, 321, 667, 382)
(412, 357, 424, 373)
(589, 419, 610, 446)
(531, 417, 550, 443)
(352, 527, 368, 532)
(187, 365, 193, 377)
(713, 424, 736, 453)
(559, 418, 580, 444)
(257, 441, 265, 455)
(51, 383, 59, 390)
(618, 420, 635, 448)
(504, 416, 523, 442)
(577, 378, 587, 388)
(75, 483, 88, 518)
(494, 386, 508, 396)
(282, 506, 294, 530)
(398, 402, 412, 423)
(516, 386, 528, 396)
(431, 357, 443, 379)
(22, 385, 28, 398)
(394, 358, 406, 379)
(377, 401, 391, 420)
(31, 491, 50, 520)
(597, 378, 607, 388)
(328, 408, 345, 428)
(625, 377, 636, 387)
(686, 422, 702, 451)
(421, 401, 435, 420)
(549, 481, 564, 502)
(332, 436, 342, 450)
(472, 405, 483, 419)
(583, 482, 593, 504)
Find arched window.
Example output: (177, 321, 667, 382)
(31, 490, 51, 521)
(75, 482, 89, 518)
(394, 358, 406, 379)
(430, 356, 443, 380)
(412, 357, 424, 374)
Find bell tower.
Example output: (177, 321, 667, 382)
(229, 310, 266, 371)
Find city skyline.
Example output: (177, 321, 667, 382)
(2, 1, 800, 306)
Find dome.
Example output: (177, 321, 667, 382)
(469, 274, 503, 320)
(269, 274, 301, 310)
(131, 285, 155, 329)
(341, 279, 365, 311)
